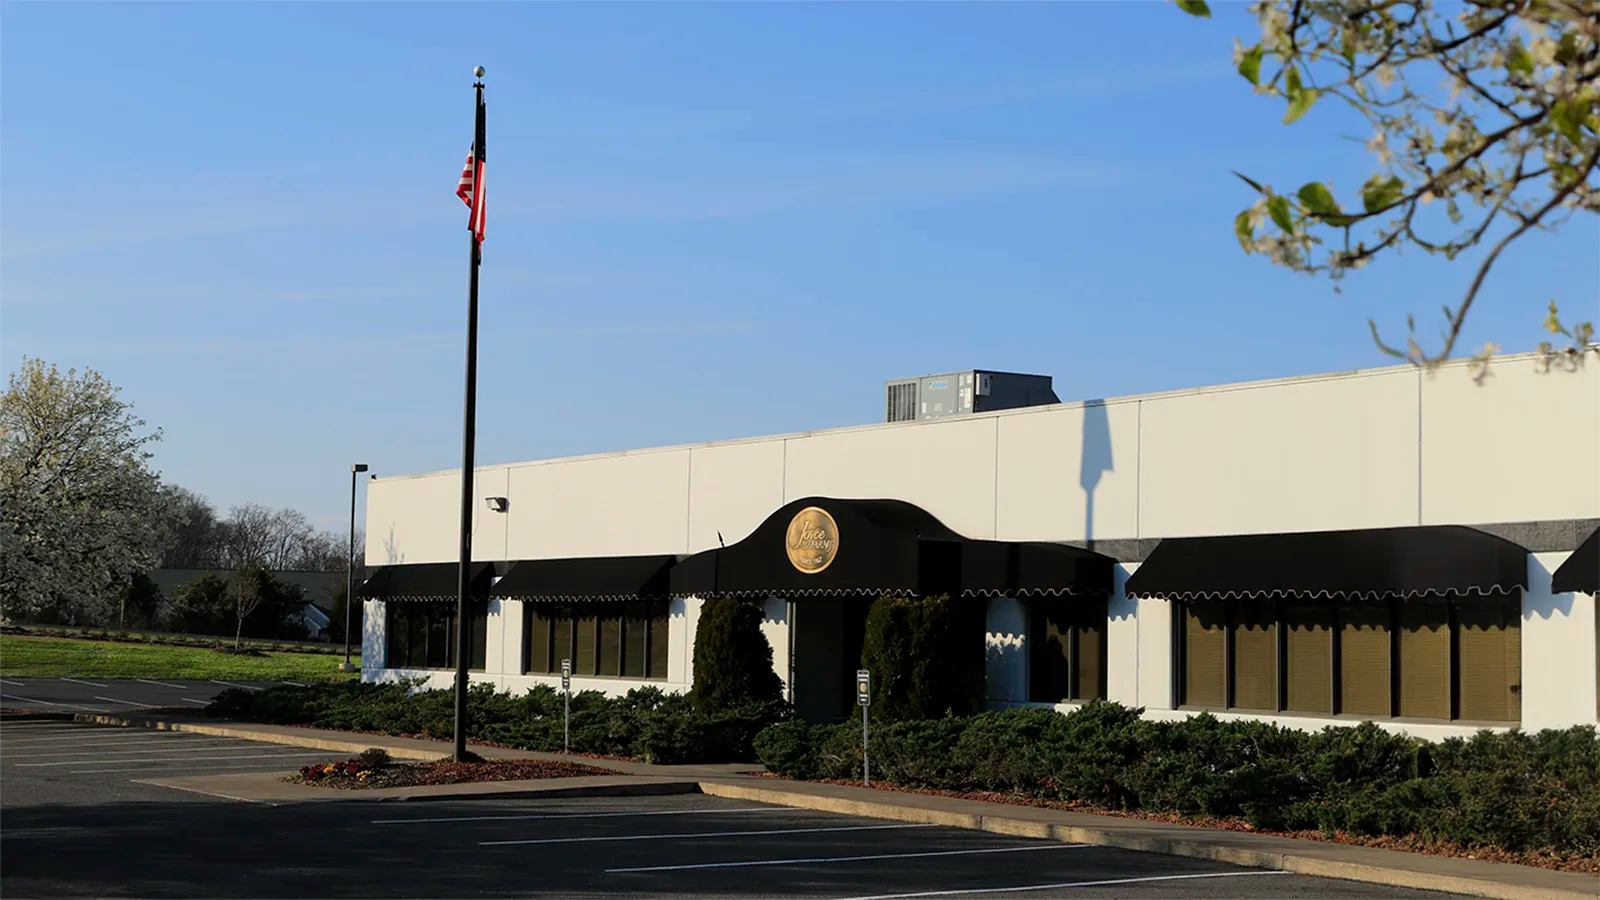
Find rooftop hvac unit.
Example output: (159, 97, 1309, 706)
(884, 370, 1058, 423)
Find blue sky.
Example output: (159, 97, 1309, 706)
(3, 2, 1595, 532)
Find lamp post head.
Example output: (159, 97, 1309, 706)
(352, 463, 369, 473)
(473, 66, 486, 78)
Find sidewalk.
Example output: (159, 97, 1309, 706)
(78, 712, 1600, 900)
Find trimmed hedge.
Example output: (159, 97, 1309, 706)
(207, 681, 787, 764)
(753, 702, 1600, 857)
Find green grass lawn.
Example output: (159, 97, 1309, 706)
(0, 635, 361, 682)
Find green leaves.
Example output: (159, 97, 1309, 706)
(1235, 210, 1255, 248)
(1281, 67, 1318, 124)
(1174, 0, 1211, 17)
(1296, 182, 1340, 216)
(1233, 171, 1267, 194)
(1268, 195, 1294, 233)
(1506, 41, 1534, 79)
(1238, 45, 1264, 85)
(1550, 100, 1593, 146)
(1361, 175, 1405, 213)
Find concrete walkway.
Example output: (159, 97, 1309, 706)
(74, 712, 1600, 900)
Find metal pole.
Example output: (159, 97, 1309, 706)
(452, 78, 486, 763)
(344, 467, 357, 665)
(563, 659, 571, 754)
(862, 703, 870, 787)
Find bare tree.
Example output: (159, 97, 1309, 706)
(159, 485, 224, 569)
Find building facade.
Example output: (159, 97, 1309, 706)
(361, 353, 1600, 740)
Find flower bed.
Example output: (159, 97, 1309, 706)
(285, 748, 610, 790)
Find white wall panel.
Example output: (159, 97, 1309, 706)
(687, 440, 786, 552)
(1138, 369, 1421, 537)
(783, 417, 999, 539)
(1523, 552, 1599, 730)
(1421, 362, 1600, 525)
(995, 403, 1139, 542)
(504, 450, 692, 559)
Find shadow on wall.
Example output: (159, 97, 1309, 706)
(1527, 555, 1576, 622)
(1080, 399, 1114, 550)
(384, 526, 405, 566)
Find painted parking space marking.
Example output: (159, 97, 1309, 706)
(17, 751, 319, 768)
(0, 678, 27, 687)
(74, 756, 332, 775)
(2, 730, 193, 744)
(1, 741, 257, 760)
(280, 681, 308, 687)
(59, 678, 109, 688)
(834, 869, 1294, 900)
(181, 698, 211, 705)
(606, 843, 1087, 873)
(373, 806, 782, 826)
(483, 822, 935, 847)
(93, 696, 153, 707)
(208, 680, 262, 691)
(135, 679, 186, 689)
(2, 694, 98, 711)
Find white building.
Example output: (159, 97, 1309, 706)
(361, 353, 1600, 741)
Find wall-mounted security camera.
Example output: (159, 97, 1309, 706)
(485, 496, 509, 513)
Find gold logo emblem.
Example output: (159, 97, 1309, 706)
(785, 506, 839, 574)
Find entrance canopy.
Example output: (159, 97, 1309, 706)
(669, 497, 1114, 599)
(360, 562, 498, 602)
(1125, 525, 1528, 601)
(490, 554, 678, 603)
(1551, 526, 1599, 595)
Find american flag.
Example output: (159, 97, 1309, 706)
(456, 99, 486, 243)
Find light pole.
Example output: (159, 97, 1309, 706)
(342, 463, 369, 672)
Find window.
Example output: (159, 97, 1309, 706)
(524, 600, 670, 681)
(1179, 596, 1520, 723)
(385, 602, 488, 672)
(1029, 596, 1107, 703)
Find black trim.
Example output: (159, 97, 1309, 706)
(1551, 526, 1599, 595)
(1125, 525, 1529, 601)
(491, 554, 678, 602)
(668, 497, 1115, 599)
(361, 562, 498, 601)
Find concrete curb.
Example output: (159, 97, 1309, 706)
(72, 714, 455, 762)
(696, 782, 1600, 900)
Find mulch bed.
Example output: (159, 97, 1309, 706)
(268, 722, 642, 764)
(286, 756, 612, 790)
(755, 773, 1600, 875)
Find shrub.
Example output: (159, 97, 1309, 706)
(689, 597, 784, 714)
(206, 680, 786, 765)
(859, 594, 983, 722)
(357, 747, 391, 769)
(750, 706, 1600, 857)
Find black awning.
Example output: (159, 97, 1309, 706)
(669, 497, 1114, 599)
(1551, 526, 1599, 595)
(360, 562, 497, 601)
(1124, 525, 1528, 601)
(490, 554, 678, 602)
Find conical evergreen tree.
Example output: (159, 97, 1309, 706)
(690, 597, 783, 713)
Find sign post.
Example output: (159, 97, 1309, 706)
(561, 658, 572, 754)
(856, 669, 871, 787)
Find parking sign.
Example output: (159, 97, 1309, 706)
(856, 669, 870, 707)
(561, 658, 571, 691)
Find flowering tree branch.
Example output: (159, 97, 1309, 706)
(1179, 0, 1599, 376)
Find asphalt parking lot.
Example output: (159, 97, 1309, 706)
(0, 677, 292, 714)
(0, 722, 1469, 899)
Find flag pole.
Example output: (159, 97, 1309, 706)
(453, 68, 486, 763)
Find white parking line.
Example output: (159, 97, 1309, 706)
(2, 741, 255, 760)
(833, 869, 1294, 900)
(74, 757, 331, 775)
(2, 730, 189, 744)
(483, 823, 934, 847)
(16, 752, 317, 768)
(606, 843, 1088, 874)
(1, 694, 98, 711)
(373, 806, 782, 825)
(93, 696, 153, 708)
(135, 679, 186, 689)
(208, 680, 262, 691)
(280, 682, 308, 687)
(181, 698, 211, 705)
(0, 740, 230, 755)
(59, 677, 109, 688)
(0, 679, 26, 687)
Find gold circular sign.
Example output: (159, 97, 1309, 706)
(785, 506, 840, 574)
